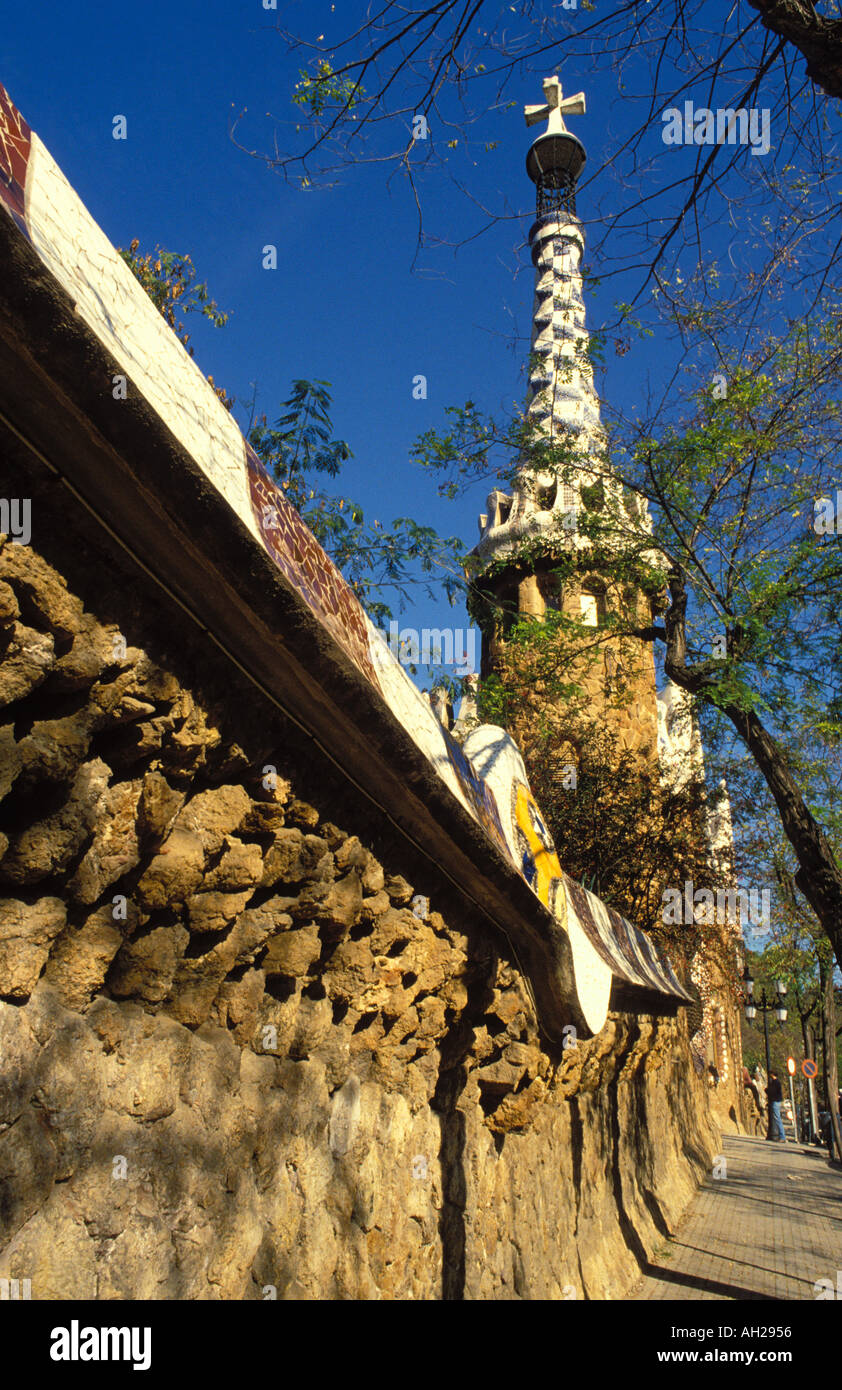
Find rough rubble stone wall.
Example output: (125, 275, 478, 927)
(0, 460, 720, 1299)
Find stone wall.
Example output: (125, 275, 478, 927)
(0, 459, 720, 1300)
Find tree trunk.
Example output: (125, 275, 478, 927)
(662, 571, 842, 975)
(799, 1012, 814, 1140)
(821, 962, 842, 1162)
(801, 1014, 812, 1060)
(726, 707, 842, 973)
(748, 0, 842, 99)
(806, 1024, 820, 1139)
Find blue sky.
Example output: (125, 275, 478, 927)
(4, 2, 836, 664)
(2, 1, 666, 643)
(7, 2, 842, 957)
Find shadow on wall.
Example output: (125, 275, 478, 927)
(432, 943, 498, 1300)
(0, 454, 720, 1300)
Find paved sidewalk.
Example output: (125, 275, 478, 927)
(630, 1134, 841, 1300)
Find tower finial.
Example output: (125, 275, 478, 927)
(524, 75, 586, 138)
(524, 74, 588, 215)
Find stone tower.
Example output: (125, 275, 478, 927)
(468, 78, 747, 1130)
(471, 75, 661, 766)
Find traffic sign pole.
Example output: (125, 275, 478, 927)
(786, 1058, 798, 1142)
(788, 1074, 799, 1142)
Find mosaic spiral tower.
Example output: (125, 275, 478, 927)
(472, 76, 661, 765)
(477, 75, 601, 569)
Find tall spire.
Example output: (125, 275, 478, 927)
(476, 73, 601, 563)
(469, 77, 661, 770)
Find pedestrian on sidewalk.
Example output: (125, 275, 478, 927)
(742, 1066, 764, 1133)
(766, 1070, 786, 1141)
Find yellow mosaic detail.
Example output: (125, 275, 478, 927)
(513, 783, 564, 911)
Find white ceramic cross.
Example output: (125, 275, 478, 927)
(524, 75, 586, 137)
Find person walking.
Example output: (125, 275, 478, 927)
(742, 1065, 764, 1133)
(766, 1070, 786, 1142)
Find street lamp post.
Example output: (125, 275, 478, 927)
(743, 967, 788, 1140)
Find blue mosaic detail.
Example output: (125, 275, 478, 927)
(522, 849, 537, 886)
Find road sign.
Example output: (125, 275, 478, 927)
(787, 1057, 796, 1076)
(802, 1059, 818, 1079)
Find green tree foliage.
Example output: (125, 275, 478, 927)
(121, 243, 464, 626)
(250, 380, 464, 625)
(740, 947, 808, 1077)
(119, 241, 233, 410)
(728, 709, 841, 1154)
(414, 300, 842, 972)
(741, 942, 841, 1091)
(291, 60, 366, 120)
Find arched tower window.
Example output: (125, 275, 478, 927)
(536, 482, 557, 512)
(539, 570, 564, 612)
(486, 490, 513, 529)
(580, 582, 606, 627)
(498, 582, 520, 636)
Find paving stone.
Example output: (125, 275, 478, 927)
(631, 1134, 842, 1301)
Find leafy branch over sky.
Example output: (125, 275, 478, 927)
(249, 379, 464, 624)
(233, 0, 842, 333)
(120, 242, 464, 626)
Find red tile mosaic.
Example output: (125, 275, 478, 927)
(245, 442, 380, 689)
(0, 84, 31, 239)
